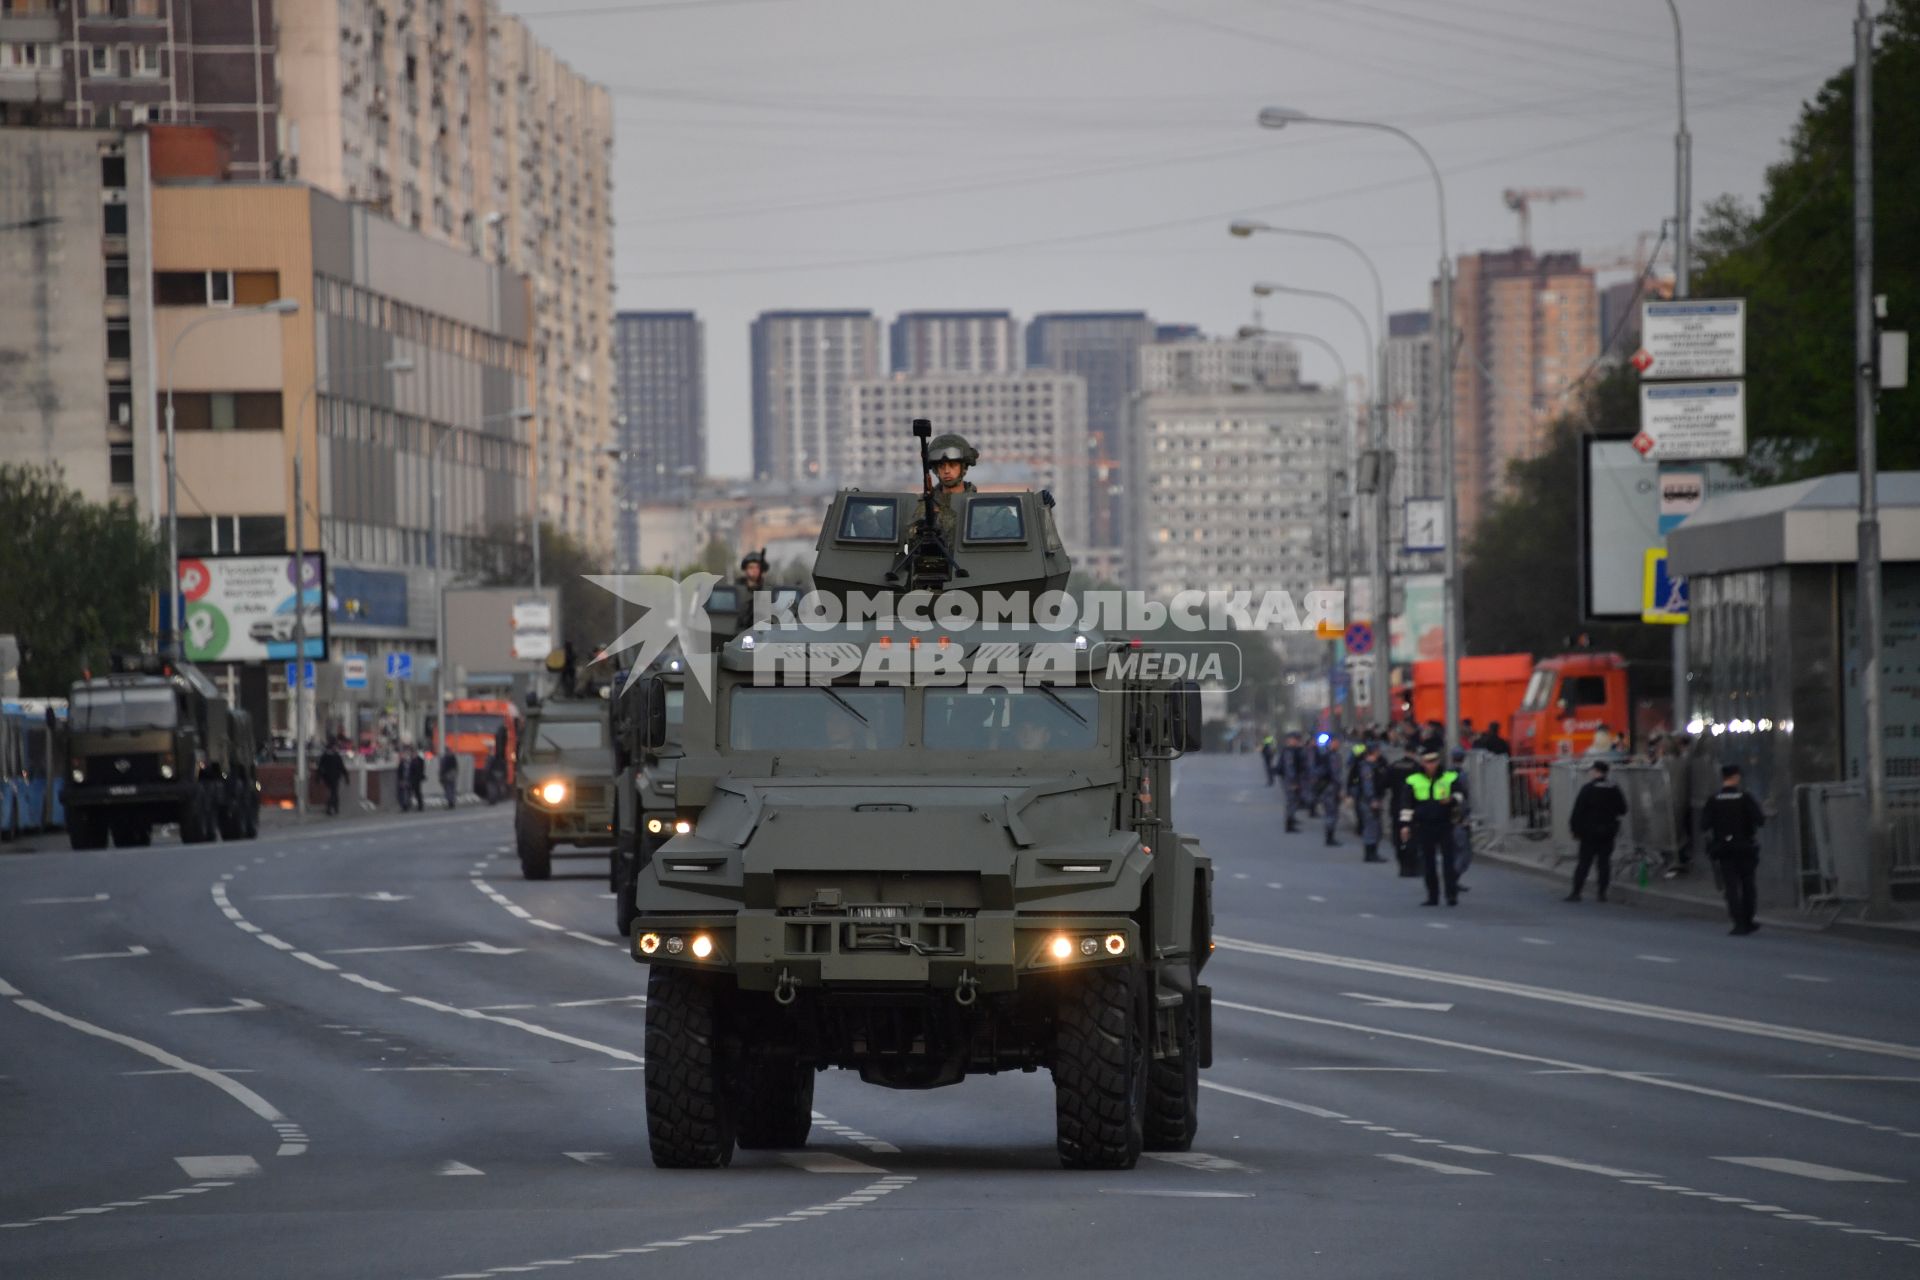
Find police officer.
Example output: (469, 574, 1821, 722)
(1398, 750, 1463, 906)
(1313, 735, 1343, 847)
(1346, 742, 1369, 836)
(1260, 733, 1277, 787)
(913, 433, 979, 546)
(1700, 763, 1766, 935)
(1565, 758, 1628, 902)
(1279, 731, 1308, 832)
(1356, 741, 1388, 863)
(1385, 742, 1422, 877)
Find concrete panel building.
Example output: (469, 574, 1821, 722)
(845, 371, 1089, 549)
(749, 310, 883, 486)
(613, 309, 704, 514)
(1026, 311, 1155, 552)
(889, 310, 1021, 375)
(0, 126, 156, 511)
(1445, 248, 1599, 532)
(1140, 334, 1300, 395)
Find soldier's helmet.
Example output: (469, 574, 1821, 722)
(926, 433, 979, 467)
(739, 547, 769, 572)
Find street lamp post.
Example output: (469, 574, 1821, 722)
(286, 357, 415, 817)
(1259, 106, 1456, 749)
(1239, 324, 1355, 726)
(162, 298, 299, 655)
(1663, 0, 1695, 759)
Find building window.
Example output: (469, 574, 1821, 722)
(236, 516, 286, 553)
(105, 257, 129, 298)
(155, 270, 238, 307)
(108, 442, 135, 487)
(168, 392, 282, 432)
(88, 45, 110, 77)
(108, 381, 132, 426)
(103, 201, 128, 235)
(101, 152, 125, 189)
(106, 318, 131, 360)
(133, 44, 161, 78)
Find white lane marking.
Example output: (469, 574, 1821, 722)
(564, 1152, 612, 1166)
(1520, 937, 1553, 945)
(0, 1182, 235, 1233)
(552, 995, 648, 1008)
(1216, 935, 1920, 1063)
(1343, 992, 1453, 1012)
(2, 971, 299, 1154)
(1771, 1075, 1920, 1082)
(471, 1004, 539, 1012)
(1145, 1152, 1254, 1172)
(1425, 922, 1450, 929)
(21, 893, 110, 904)
(169, 998, 265, 1017)
(341, 974, 400, 994)
(60, 945, 150, 962)
(124, 1068, 256, 1076)
(325, 941, 523, 956)
(1266, 882, 1284, 890)
(1100, 1190, 1254, 1199)
(1232, 873, 1249, 881)
(1441, 1144, 1498, 1155)
(1637, 955, 1678, 964)
(1712, 1157, 1902, 1184)
(1291, 1066, 1445, 1072)
(1785, 974, 1832, 983)
(364, 1067, 516, 1073)
(400, 996, 647, 1066)
(1199, 1080, 1346, 1120)
(1515, 1155, 1661, 1179)
(254, 891, 412, 902)
(174, 1156, 260, 1180)
(437, 1162, 485, 1176)
(1379, 1153, 1490, 1176)
(1308, 895, 1327, 903)
(1215, 997, 1895, 1134)
(781, 1153, 885, 1174)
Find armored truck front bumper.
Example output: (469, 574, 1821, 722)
(63, 779, 196, 811)
(630, 909, 1138, 995)
(520, 785, 617, 847)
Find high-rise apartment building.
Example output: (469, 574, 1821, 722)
(749, 310, 883, 486)
(1383, 310, 1436, 502)
(1140, 334, 1300, 395)
(889, 311, 1020, 375)
(1124, 384, 1342, 620)
(1445, 248, 1599, 531)
(0, 1, 280, 178)
(1026, 311, 1155, 551)
(845, 371, 1088, 548)
(613, 311, 705, 569)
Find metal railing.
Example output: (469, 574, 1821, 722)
(1463, 751, 1679, 874)
(1795, 780, 1920, 905)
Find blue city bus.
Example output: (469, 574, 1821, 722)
(1, 699, 67, 837)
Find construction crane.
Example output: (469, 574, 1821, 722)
(1503, 187, 1584, 250)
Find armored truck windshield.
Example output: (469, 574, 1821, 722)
(924, 687, 1098, 750)
(727, 686, 905, 750)
(71, 686, 177, 732)
(531, 719, 609, 753)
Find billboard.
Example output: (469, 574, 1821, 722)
(1581, 438, 1663, 621)
(179, 553, 328, 663)
(330, 567, 409, 629)
(444, 587, 562, 675)
(1390, 573, 1444, 666)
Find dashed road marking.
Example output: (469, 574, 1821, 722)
(1712, 1157, 1902, 1184)
(1144, 1151, 1255, 1173)
(1378, 1153, 1490, 1176)
(780, 1152, 885, 1174)
(168, 998, 265, 1017)
(174, 1156, 260, 1180)
(1636, 955, 1678, 964)
(60, 945, 150, 962)
(438, 1162, 485, 1177)
(21, 893, 110, 905)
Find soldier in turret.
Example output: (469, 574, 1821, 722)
(913, 433, 979, 545)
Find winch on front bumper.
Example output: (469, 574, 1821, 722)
(630, 909, 1138, 999)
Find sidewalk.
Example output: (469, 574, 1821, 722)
(1474, 832, 1920, 951)
(0, 790, 502, 854)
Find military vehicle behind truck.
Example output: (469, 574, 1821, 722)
(63, 653, 260, 849)
(626, 435, 1213, 1171)
(611, 657, 686, 936)
(514, 694, 618, 880)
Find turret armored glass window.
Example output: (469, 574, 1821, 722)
(924, 688, 1098, 751)
(727, 687, 906, 751)
(964, 497, 1025, 543)
(838, 497, 898, 543)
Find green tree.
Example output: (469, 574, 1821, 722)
(0, 464, 161, 695)
(1693, 0, 1918, 480)
(698, 535, 735, 577)
(1460, 368, 1669, 674)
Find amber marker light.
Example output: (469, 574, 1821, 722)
(638, 932, 661, 955)
(646, 817, 664, 834)
(1104, 933, 1128, 956)
(1049, 935, 1074, 961)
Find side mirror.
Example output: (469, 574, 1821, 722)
(644, 676, 667, 750)
(1557, 697, 1575, 718)
(1173, 680, 1203, 752)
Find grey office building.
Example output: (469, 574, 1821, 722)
(749, 310, 883, 485)
(1026, 311, 1156, 549)
(889, 311, 1021, 375)
(614, 311, 705, 567)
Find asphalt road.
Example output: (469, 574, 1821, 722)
(3, 754, 1918, 1279)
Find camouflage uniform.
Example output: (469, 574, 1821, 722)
(910, 433, 980, 547)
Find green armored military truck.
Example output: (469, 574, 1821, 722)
(64, 653, 260, 849)
(611, 655, 687, 936)
(515, 695, 620, 880)
(627, 443, 1214, 1171)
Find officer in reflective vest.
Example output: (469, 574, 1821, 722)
(1397, 750, 1463, 906)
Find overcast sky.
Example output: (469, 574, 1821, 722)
(506, 0, 1860, 478)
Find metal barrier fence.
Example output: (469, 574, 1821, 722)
(1463, 751, 1679, 871)
(1795, 781, 1920, 905)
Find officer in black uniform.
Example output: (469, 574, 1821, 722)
(1313, 735, 1343, 847)
(1398, 750, 1463, 906)
(1279, 731, 1308, 833)
(1566, 758, 1628, 902)
(1700, 762, 1766, 935)
(1385, 742, 1422, 877)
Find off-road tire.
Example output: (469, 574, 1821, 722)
(644, 967, 735, 1168)
(1053, 965, 1146, 1170)
(517, 812, 552, 880)
(67, 809, 109, 850)
(733, 1061, 814, 1150)
(1143, 996, 1200, 1152)
(178, 792, 213, 844)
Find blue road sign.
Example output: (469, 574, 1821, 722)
(1642, 549, 1689, 624)
(386, 652, 413, 681)
(284, 661, 316, 690)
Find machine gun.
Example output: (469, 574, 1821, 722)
(894, 418, 967, 592)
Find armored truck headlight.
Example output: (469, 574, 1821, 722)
(1049, 935, 1075, 961)
(539, 780, 568, 806)
(1104, 933, 1128, 957)
(673, 818, 693, 835)
(1079, 937, 1099, 957)
(71, 766, 84, 783)
(690, 934, 714, 959)
(159, 762, 175, 779)
(646, 817, 665, 834)
(638, 932, 662, 955)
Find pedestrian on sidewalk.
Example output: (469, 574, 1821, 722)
(395, 746, 415, 812)
(1279, 731, 1308, 833)
(1565, 759, 1628, 902)
(1700, 763, 1766, 935)
(439, 749, 459, 810)
(1398, 750, 1463, 906)
(406, 749, 426, 812)
(318, 739, 347, 817)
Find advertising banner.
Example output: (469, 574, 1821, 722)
(180, 554, 327, 664)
